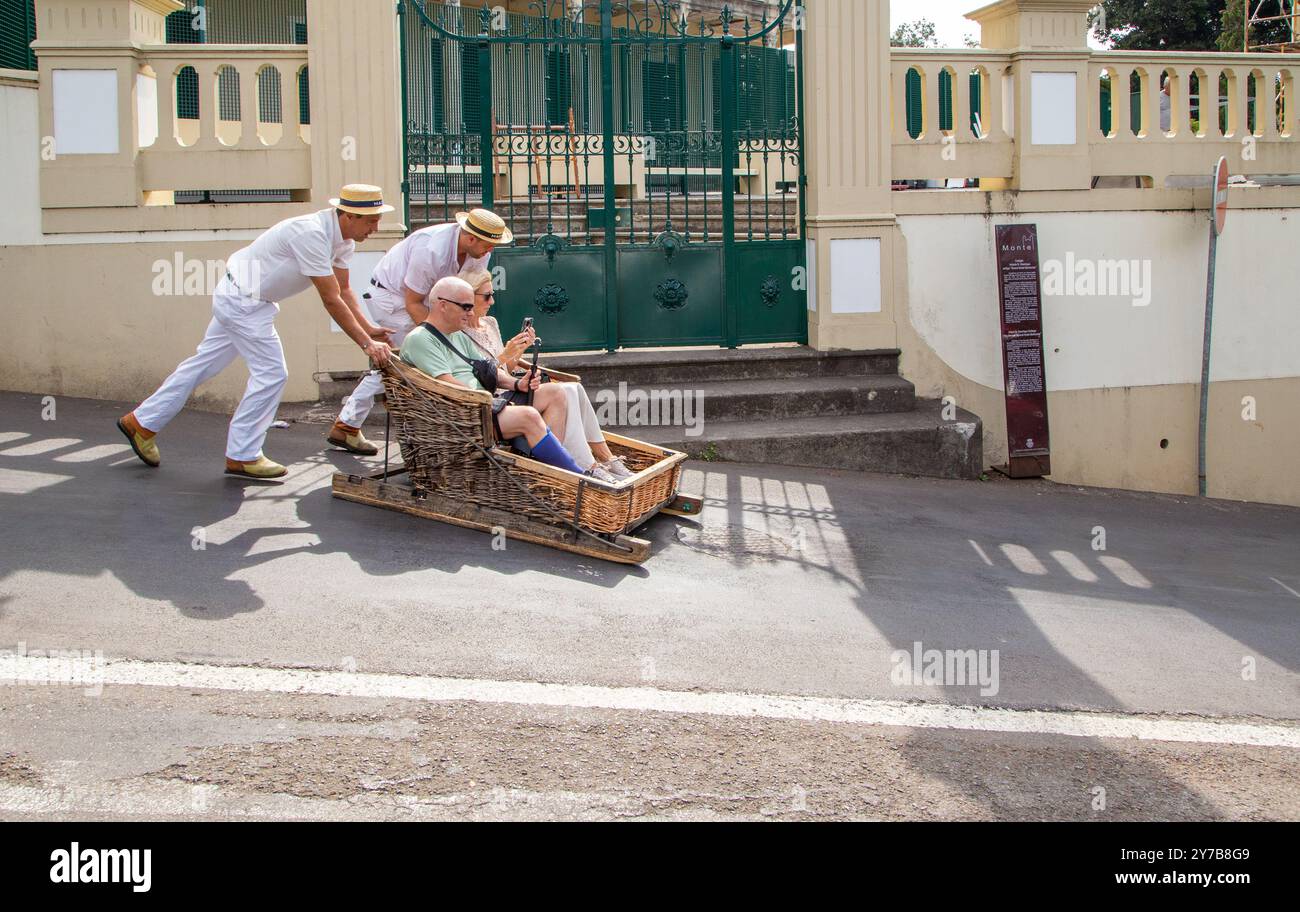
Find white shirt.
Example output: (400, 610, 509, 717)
(225, 209, 354, 304)
(371, 222, 490, 298)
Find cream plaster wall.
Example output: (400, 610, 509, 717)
(895, 206, 1300, 506)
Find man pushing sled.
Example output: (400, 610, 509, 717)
(117, 185, 398, 479)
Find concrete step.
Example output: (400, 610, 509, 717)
(613, 400, 984, 481)
(543, 347, 901, 386)
(321, 349, 902, 397)
(586, 373, 916, 424)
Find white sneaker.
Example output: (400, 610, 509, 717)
(584, 464, 620, 484)
(600, 456, 636, 480)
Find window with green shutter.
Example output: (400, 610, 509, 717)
(1100, 74, 1113, 136)
(905, 68, 923, 139)
(459, 43, 480, 133)
(426, 38, 445, 132)
(298, 67, 311, 126)
(1, 0, 38, 71)
(177, 66, 200, 121)
(969, 70, 982, 135)
(938, 70, 953, 132)
(546, 45, 573, 127)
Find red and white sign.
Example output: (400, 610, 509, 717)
(1213, 156, 1230, 237)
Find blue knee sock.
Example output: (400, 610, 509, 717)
(529, 430, 585, 475)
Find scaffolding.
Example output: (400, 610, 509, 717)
(1245, 1, 1300, 52)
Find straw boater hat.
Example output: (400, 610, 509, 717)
(456, 209, 514, 246)
(331, 184, 396, 216)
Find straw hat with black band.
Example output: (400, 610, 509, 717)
(331, 184, 397, 216)
(456, 209, 514, 246)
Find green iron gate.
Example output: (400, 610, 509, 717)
(399, 0, 806, 352)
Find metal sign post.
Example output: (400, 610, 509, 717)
(1198, 156, 1230, 497)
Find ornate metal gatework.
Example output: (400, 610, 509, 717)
(399, 0, 807, 351)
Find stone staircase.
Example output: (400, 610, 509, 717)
(319, 347, 982, 480)
(544, 348, 983, 480)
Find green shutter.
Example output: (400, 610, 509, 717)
(298, 66, 310, 126)
(427, 38, 444, 132)
(1130, 72, 1142, 134)
(546, 45, 573, 127)
(177, 66, 200, 120)
(460, 43, 479, 133)
(710, 50, 721, 131)
(938, 69, 953, 132)
(258, 67, 282, 124)
(969, 71, 982, 135)
(905, 68, 923, 139)
(1, 0, 38, 71)
(1100, 76, 1112, 136)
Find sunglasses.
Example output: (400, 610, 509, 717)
(437, 297, 475, 312)
(475, 291, 496, 300)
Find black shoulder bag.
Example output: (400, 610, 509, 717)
(421, 324, 499, 393)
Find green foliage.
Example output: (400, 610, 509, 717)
(1218, 0, 1296, 52)
(1091, 0, 1227, 50)
(891, 19, 939, 48)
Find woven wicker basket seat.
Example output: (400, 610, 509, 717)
(379, 358, 687, 540)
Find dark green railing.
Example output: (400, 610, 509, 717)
(403, 0, 802, 245)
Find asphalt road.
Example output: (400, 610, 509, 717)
(1, 391, 1297, 820)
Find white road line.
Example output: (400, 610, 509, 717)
(968, 540, 993, 566)
(1271, 577, 1300, 600)
(1, 655, 1297, 749)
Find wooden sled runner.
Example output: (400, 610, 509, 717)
(331, 359, 703, 565)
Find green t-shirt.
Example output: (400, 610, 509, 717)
(400, 325, 490, 391)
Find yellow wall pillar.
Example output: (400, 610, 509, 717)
(968, 0, 1097, 191)
(803, 0, 900, 351)
(304, 0, 406, 374)
(33, 0, 184, 216)
(305, 0, 405, 238)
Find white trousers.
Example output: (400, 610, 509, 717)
(337, 288, 416, 428)
(556, 382, 604, 471)
(135, 287, 287, 462)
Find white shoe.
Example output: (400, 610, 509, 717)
(600, 456, 636, 480)
(584, 464, 620, 484)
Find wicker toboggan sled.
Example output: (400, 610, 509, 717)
(330, 358, 702, 565)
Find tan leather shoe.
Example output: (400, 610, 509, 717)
(224, 455, 288, 479)
(326, 422, 380, 456)
(117, 412, 160, 468)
